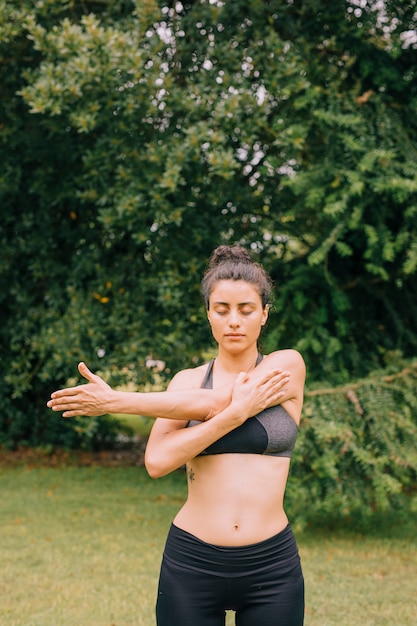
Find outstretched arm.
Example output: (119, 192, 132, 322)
(48, 359, 291, 421)
(47, 362, 232, 421)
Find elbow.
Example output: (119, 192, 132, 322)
(144, 450, 170, 479)
(145, 463, 165, 480)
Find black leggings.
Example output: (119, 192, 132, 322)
(156, 523, 304, 626)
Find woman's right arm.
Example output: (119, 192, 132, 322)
(47, 358, 290, 423)
(47, 362, 231, 420)
(145, 367, 290, 478)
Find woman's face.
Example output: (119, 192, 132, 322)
(207, 279, 268, 352)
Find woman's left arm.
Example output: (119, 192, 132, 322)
(261, 349, 306, 425)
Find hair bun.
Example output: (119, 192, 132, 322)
(202, 245, 272, 308)
(208, 245, 253, 269)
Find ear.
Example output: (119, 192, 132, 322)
(261, 304, 269, 326)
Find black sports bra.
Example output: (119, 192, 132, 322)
(188, 355, 298, 458)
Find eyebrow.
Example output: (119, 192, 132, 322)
(212, 301, 257, 306)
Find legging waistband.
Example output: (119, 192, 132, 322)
(163, 523, 300, 577)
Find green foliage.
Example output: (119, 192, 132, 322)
(0, 0, 416, 452)
(286, 355, 417, 528)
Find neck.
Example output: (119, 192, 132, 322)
(215, 346, 260, 375)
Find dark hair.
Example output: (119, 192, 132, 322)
(201, 245, 273, 309)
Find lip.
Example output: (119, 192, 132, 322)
(225, 334, 244, 339)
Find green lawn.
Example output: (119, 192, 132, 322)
(112, 414, 154, 438)
(1, 465, 416, 626)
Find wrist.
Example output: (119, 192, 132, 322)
(109, 389, 143, 416)
(107, 389, 125, 414)
(214, 401, 246, 428)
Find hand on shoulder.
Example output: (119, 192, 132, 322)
(260, 350, 305, 424)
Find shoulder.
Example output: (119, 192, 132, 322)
(167, 362, 210, 391)
(264, 349, 305, 376)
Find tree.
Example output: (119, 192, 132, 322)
(1, 0, 416, 449)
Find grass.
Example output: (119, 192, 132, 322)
(111, 414, 154, 438)
(301, 530, 417, 625)
(1, 464, 416, 626)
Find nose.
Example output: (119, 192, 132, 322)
(228, 309, 240, 328)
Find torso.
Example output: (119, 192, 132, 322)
(173, 453, 291, 546)
(173, 356, 297, 546)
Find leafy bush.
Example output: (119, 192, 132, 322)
(0, 1, 416, 524)
(287, 355, 417, 528)
(0, 377, 130, 451)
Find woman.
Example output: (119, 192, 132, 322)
(48, 245, 305, 625)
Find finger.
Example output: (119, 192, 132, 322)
(48, 400, 80, 412)
(270, 370, 290, 385)
(258, 368, 284, 383)
(276, 373, 290, 387)
(78, 361, 97, 383)
(258, 369, 287, 387)
(62, 410, 82, 418)
(274, 391, 287, 399)
(272, 369, 289, 379)
(264, 389, 287, 406)
(49, 387, 79, 399)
